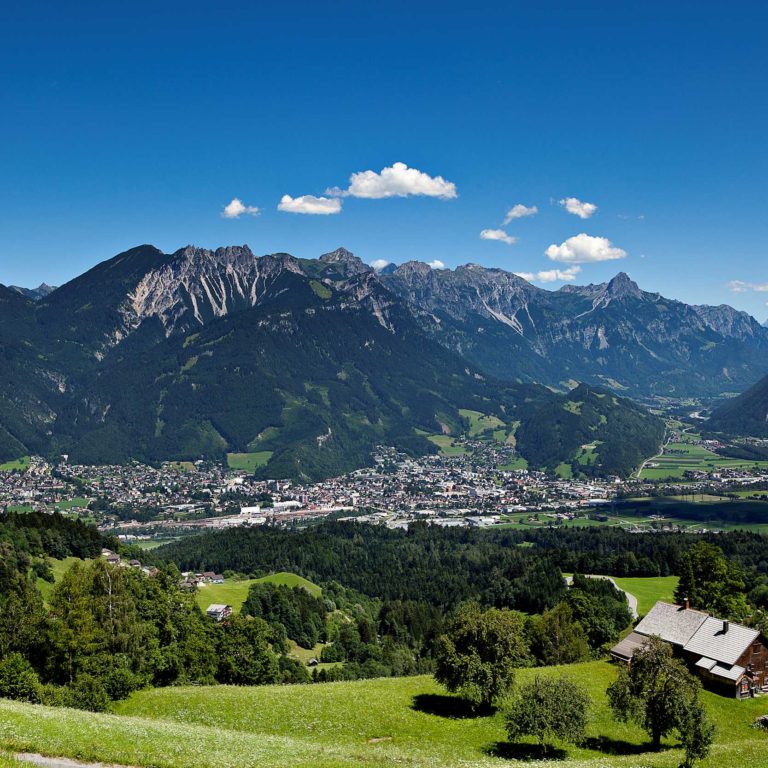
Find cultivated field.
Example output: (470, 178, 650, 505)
(0, 662, 766, 767)
(639, 441, 768, 480)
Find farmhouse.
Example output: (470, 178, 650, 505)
(611, 600, 768, 698)
(205, 604, 233, 622)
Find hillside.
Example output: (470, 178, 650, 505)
(0, 245, 663, 480)
(194, 572, 321, 612)
(0, 662, 765, 767)
(709, 374, 768, 436)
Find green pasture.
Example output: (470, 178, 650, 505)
(226, 451, 273, 472)
(195, 572, 321, 613)
(0, 456, 30, 472)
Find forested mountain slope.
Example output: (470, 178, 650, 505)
(709, 374, 768, 436)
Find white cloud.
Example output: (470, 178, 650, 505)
(727, 280, 768, 293)
(222, 198, 260, 218)
(559, 197, 598, 219)
(428, 260, 446, 269)
(545, 233, 626, 263)
(370, 259, 391, 271)
(515, 266, 582, 283)
(328, 161, 457, 199)
(277, 194, 342, 215)
(480, 228, 518, 246)
(504, 204, 538, 223)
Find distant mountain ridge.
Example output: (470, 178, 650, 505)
(379, 264, 768, 397)
(0, 244, 665, 478)
(8, 282, 56, 301)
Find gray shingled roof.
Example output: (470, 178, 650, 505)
(683, 616, 758, 666)
(709, 663, 746, 682)
(610, 631, 648, 661)
(634, 601, 707, 647)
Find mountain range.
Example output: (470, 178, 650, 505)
(377, 261, 768, 398)
(0, 244, 664, 479)
(5, 242, 762, 478)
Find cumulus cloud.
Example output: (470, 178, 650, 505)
(222, 198, 260, 218)
(545, 233, 626, 263)
(277, 194, 342, 215)
(480, 228, 518, 246)
(559, 197, 598, 219)
(504, 204, 538, 223)
(428, 260, 446, 269)
(515, 266, 582, 283)
(370, 259, 391, 271)
(327, 162, 457, 199)
(727, 280, 768, 293)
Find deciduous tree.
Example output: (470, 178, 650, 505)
(505, 675, 591, 753)
(435, 603, 529, 709)
(607, 635, 713, 755)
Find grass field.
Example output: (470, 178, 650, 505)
(609, 576, 679, 615)
(226, 451, 273, 472)
(427, 434, 469, 456)
(133, 538, 180, 550)
(0, 661, 762, 768)
(49, 497, 89, 511)
(195, 572, 321, 613)
(0, 456, 29, 472)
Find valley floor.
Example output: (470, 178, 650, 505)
(1, 662, 766, 768)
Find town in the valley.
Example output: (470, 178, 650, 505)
(4, 425, 768, 548)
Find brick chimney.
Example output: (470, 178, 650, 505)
(683, 597, 690, 610)
(723, 620, 729, 634)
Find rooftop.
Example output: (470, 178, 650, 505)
(634, 601, 708, 647)
(683, 616, 759, 666)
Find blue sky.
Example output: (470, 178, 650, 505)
(1, 1, 767, 318)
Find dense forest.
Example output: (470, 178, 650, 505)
(157, 521, 768, 599)
(157, 522, 568, 612)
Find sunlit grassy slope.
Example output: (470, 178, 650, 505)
(115, 661, 766, 768)
(35, 557, 82, 604)
(0, 662, 765, 767)
(610, 576, 679, 615)
(194, 572, 321, 612)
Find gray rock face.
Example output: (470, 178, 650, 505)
(124, 245, 304, 335)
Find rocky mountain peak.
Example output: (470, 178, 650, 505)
(319, 247, 371, 276)
(604, 272, 643, 299)
(394, 261, 435, 278)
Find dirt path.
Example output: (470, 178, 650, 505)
(16, 754, 137, 768)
